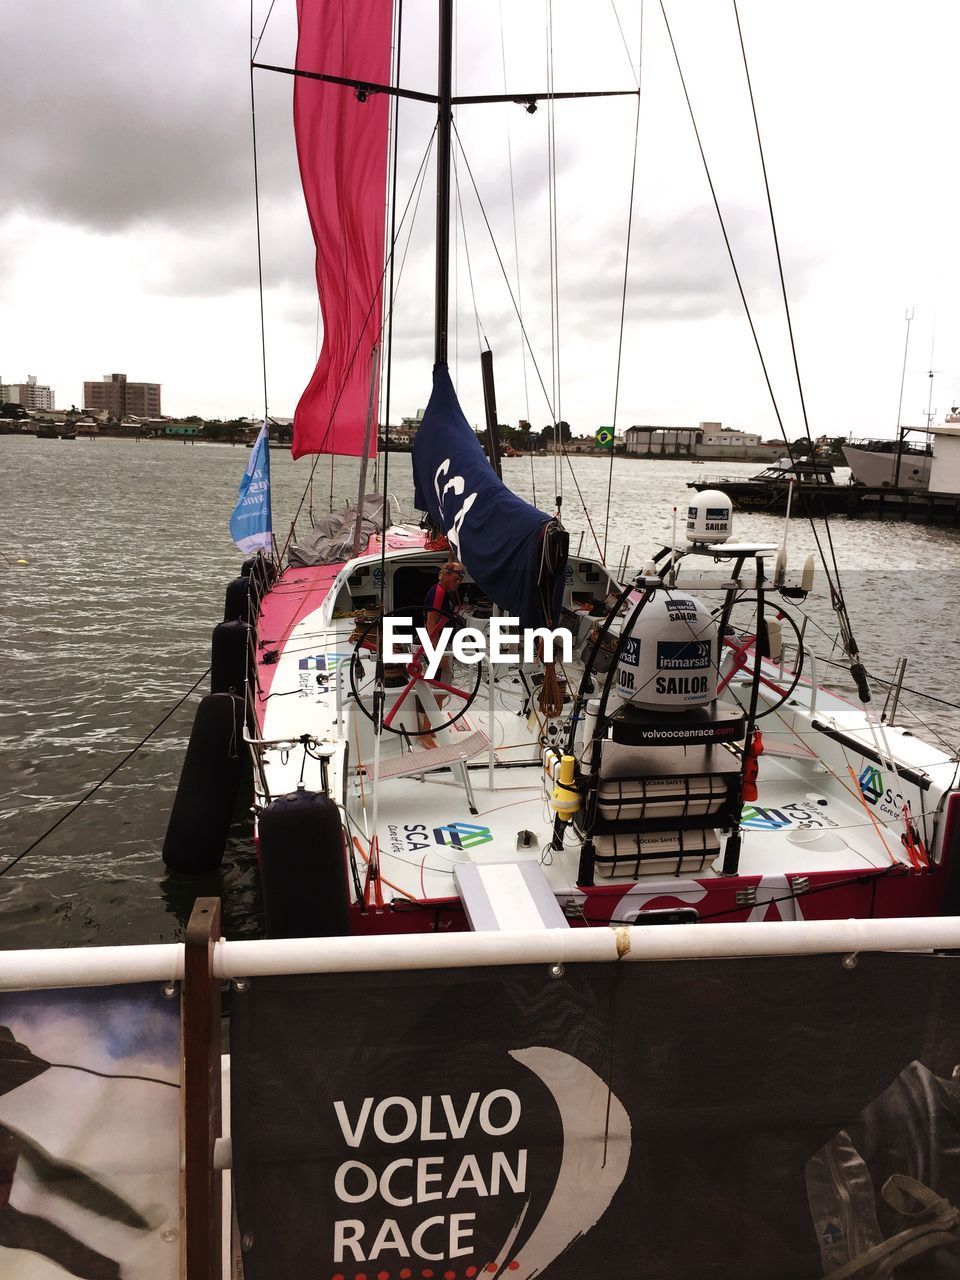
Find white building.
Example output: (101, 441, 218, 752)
(697, 423, 761, 448)
(1, 374, 55, 411)
(624, 425, 699, 456)
(382, 410, 424, 446)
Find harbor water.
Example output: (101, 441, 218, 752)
(3, 435, 960, 949)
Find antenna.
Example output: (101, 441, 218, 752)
(925, 316, 940, 428)
(895, 307, 913, 434)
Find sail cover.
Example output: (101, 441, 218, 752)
(413, 364, 567, 628)
(291, 0, 391, 460)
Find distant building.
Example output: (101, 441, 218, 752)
(381, 411, 424, 447)
(84, 372, 161, 419)
(697, 423, 761, 448)
(1, 374, 55, 410)
(567, 435, 600, 454)
(624, 421, 772, 461)
(624, 425, 699, 456)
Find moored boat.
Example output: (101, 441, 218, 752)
(688, 454, 851, 514)
(163, 0, 960, 947)
(8, 4, 957, 1277)
(843, 435, 933, 489)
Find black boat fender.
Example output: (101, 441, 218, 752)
(258, 791, 351, 939)
(223, 575, 256, 623)
(162, 692, 246, 873)
(241, 554, 277, 585)
(211, 619, 252, 695)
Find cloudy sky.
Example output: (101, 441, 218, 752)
(3, 0, 959, 441)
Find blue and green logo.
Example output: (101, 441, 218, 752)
(433, 823, 493, 849)
(858, 765, 884, 805)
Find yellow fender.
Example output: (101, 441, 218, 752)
(550, 754, 580, 820)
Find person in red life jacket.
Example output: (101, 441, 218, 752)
(418, 561, 465, 748)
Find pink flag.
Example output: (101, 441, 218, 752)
(292, 0, 392, 459)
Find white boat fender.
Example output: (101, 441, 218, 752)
(801, 553, 815, 593)
(211, 619, 252, 695)
(258, 791, 351, 939)
(162, 693, 247, 874)
(765, 617, 783, 663)
(773, 545, 787, 588)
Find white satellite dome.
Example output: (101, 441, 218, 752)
(615, 592, 718, 710)
(685, 490, 733, 545)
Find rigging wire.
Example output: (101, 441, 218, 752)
(249, 0, 270, 422)
(544, 0, 562, 502)
(0, 668, 212, 879)
(451, 125, 559, 425)
(450, 122, 616, 566)
(729, 1, 846, 592)
(452, 151, 488, 355)
(498, 1, 532, 435)
(251, 0, 278, 62)
(658, 1, 835, 575)
(603, 4, 644, 562)
(610, 0, 641, 85)
(729, 0, 913, 795)
(375, 0, 402, 499)
(378, 0, 405, 627)
(659, 0, 882, 735)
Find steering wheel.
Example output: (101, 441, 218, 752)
(349, 604, 483, 736)
(712, 595, 805, 719)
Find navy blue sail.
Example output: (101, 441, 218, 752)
(412, 364, 567, 628)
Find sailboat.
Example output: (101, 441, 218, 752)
(165, 0, 960, 943)
(142, 6, 960, 1276)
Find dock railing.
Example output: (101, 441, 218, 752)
(4, 904, 960, 1278)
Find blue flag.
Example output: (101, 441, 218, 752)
(230, 421, 273, 554)
(412, 364, 566, 627)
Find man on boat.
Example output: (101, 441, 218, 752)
(418, 561, 465, 747)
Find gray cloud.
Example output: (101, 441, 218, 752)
(2, 0, 295, 231)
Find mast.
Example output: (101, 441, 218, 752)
(435, 0, 454, 364)
(893, 307, 912, 488)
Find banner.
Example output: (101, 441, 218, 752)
(596, 426, 613, 449)
(412, 364, 566, 627)
(292, 0, 391, 460)
(0, 983, 180, 1280)
(231, 952, 960, 1279)
(230, 420, 272, 554)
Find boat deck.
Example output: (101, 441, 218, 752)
(253, 553, 957, 927)
(345, 730, 895, 903)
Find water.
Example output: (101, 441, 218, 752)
(3, 436, 960, 949)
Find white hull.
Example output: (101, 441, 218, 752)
(843, 444, 931, 489)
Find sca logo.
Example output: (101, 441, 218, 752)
(433, 822, 493, 849)
(858, 765, 885, 805)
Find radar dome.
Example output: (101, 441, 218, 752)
(685, 490, 733, 545)
(616, 592, 718, 710)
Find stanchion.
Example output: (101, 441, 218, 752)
(183, 897, 222, 1279)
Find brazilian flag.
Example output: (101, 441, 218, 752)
(596, 426, 614, 449)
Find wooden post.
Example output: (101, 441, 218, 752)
(183, 897, 222, 1280)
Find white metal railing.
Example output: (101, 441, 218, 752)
(5, 915, 960, 990)
(0, 943, 182, 990)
